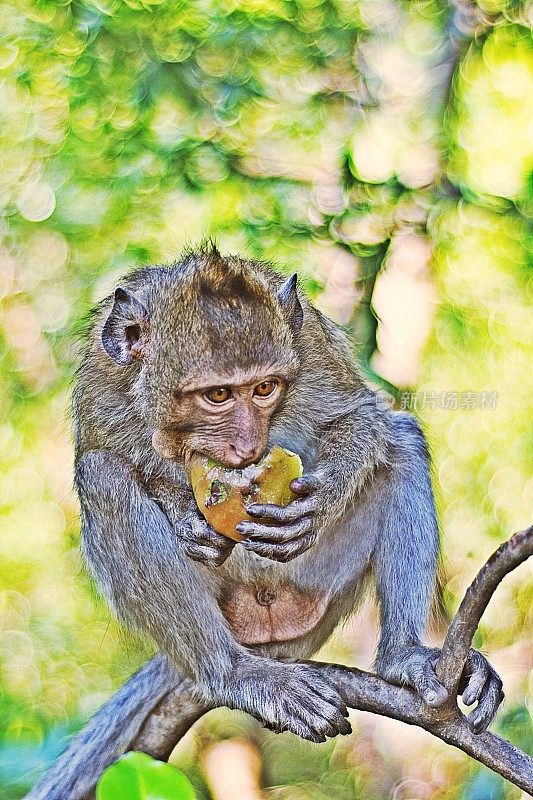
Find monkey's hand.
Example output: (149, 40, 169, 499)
(181, 511, 236, 567)
(379, 645, 504, 733)
(237, 473, 321, 562)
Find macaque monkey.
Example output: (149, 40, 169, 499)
(28, 245, 503, 799)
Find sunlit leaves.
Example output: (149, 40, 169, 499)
(450, 25, 533, 202)
(96, 753, 197, 800)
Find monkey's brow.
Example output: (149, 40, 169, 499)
(178, 364, 295, 393)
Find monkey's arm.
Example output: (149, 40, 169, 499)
(372, 414, 503, 733)
(77, 452, 246, 686)
(76, 450, 351, 742)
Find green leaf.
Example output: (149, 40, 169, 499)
(96, 752, 197, 800)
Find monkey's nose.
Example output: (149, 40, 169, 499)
(227, 444, 262, 468)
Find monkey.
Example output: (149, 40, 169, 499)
(27, 244, 503, 799)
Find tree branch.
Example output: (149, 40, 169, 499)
(320, 664, 533, 793)
(435, 525, 533, 693)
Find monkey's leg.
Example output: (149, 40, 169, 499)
(373, 414, 503, 732)
(75, 451, 350, 745)
(25, 654, 207, 800)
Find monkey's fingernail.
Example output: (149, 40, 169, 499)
(425, 690, 436, 704)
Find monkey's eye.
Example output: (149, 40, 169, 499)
(253, 380, 277, 399)
(204, 387, 232, 404)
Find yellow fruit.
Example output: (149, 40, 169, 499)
(189, 446, 303, 541)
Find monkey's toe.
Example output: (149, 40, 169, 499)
(461, 649, 491, 705)
(467, 672, 504, 733)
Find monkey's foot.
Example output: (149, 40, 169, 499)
(221, 660, 352, 742)
(377, 645, 504, 733)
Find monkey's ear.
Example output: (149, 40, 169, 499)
(277, 273, 303, 334)
(101, 287, 148, 365)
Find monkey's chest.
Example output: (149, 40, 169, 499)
(219, 583, 328, 645)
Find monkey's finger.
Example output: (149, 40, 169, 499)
(195, 529, 236, 549)
(239, 517, 313, 543)
(183, 543, 230, 567)
(290, 474, 320, 496)
(466, 672, 504, 733)
(260, 711, 322, 742)
(270, 722, 322, 741)
(190, 517, 228, 542)
(406, 658, 449, 708)
(187, 527, 235, 554)
(461, 650, 491, 706)
(241, 530, 316, 562)
(300, 671, 350, 715)
(291, 704, 338, 739)
(294, 694, 352, 737)
(246, 497, 317, 522)
(292, 678, 351, 736)
(290, 724, 327, 743)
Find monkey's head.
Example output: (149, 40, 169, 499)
(101, 248, 303, 468)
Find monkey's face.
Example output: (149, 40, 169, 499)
(151, 368, 288, 468)
(100, 253, 304, 467)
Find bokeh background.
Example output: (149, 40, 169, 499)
(0, 0, 532, 797)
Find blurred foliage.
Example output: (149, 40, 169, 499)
(96, 752, 197, 800)
(0, 0, 531, 797)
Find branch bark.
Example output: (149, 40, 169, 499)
(435, 526, 533, 693)
(129, 526, 533, 794)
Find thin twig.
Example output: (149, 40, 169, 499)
(435, 525, 533, 693)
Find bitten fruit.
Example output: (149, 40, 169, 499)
(189, 446, 303, 541)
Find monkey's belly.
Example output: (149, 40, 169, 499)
(220, 584, 328, 645)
